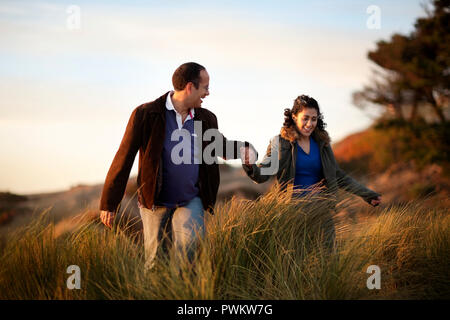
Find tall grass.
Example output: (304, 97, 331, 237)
(0, 188, 448, 299)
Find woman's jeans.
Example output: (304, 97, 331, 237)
(139, 196, 205, 270)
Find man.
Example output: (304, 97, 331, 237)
(100, 62, 257, 269)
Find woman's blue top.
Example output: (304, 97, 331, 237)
(294, 137, 324, 195)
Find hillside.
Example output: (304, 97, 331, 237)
(1, 122, 448, 235)
(0, 164, 271, 236)
(332, 122, 450, 210)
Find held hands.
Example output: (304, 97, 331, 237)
(370, 196, 381, 207)
(239, 146, 257, 166)
(100, 210, 115, 229)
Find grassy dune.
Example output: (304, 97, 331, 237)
(0, 187, 448, 300)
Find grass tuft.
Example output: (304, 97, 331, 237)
(0, 187, 448, 299)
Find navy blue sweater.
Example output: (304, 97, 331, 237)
(155, 109, 199, 208)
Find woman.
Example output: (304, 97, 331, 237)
(241, 95, 381, 247)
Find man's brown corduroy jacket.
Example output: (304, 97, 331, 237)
(100, 92, 252, 215)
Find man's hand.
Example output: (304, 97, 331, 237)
(100, 210, 115, 229)
(370, 196, 381, 207)
(239, 146, 257, 166)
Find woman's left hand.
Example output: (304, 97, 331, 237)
(370, 196, 381, 207)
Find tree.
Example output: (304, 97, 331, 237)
(353, 0, 449, 123)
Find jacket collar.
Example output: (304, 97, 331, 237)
(286, 135, 326, 150)
(281, 126, 327, 150)
(149, 91, 207, 121)
(149, 91, 171, 114)
(193, 108, 208, 122)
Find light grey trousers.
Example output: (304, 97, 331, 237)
(139, 196, 205, 270)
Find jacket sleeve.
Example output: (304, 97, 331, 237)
(210, 113, 258, 161)
(242, 135, 279, 184)
(328, 146, 380, 203)
(100, 107, 142, 212)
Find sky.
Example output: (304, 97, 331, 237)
(0, 0, 426, 194)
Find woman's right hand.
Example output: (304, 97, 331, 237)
(240, 146, 257, 166)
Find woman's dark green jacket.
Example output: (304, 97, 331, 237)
(243, 134, 380, 205)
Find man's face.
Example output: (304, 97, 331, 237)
(189, 69, 209, 109)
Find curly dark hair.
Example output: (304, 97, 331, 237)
(281, 95, 330, 145)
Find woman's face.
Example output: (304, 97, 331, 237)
(292, 107, 318, 138)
